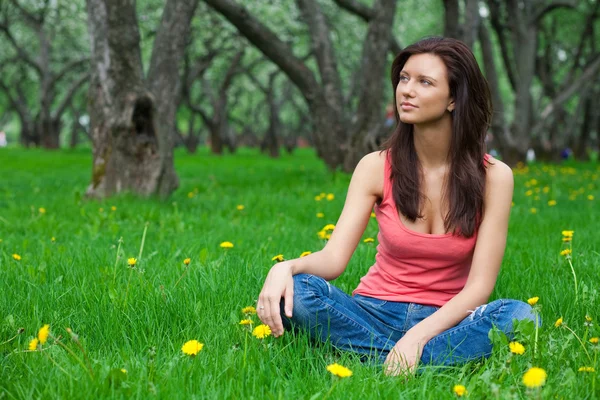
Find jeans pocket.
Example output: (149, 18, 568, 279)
(353, 294, 388, 309)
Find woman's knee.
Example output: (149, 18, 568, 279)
(495, 299, 539, 333)
(292, 273, 330, 301)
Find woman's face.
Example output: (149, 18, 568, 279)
(396, 53, 454, 125)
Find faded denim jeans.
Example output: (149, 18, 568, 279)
(281, 274, 537, 365)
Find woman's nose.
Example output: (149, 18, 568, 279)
(399, 82, 415, 98)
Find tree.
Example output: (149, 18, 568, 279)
(480, 0, 600, 164)
(203, 0, 398, 172)
(0, 0, 89, 148)
(85, 0, 197, 198)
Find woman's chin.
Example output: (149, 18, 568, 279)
(399, 115, 417, 125)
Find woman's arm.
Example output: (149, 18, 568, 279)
(290, 151, 384, 279)
(385, 158, 514, 374)
(257, 151, 384, 336)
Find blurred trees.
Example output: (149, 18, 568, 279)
(0, 0, 598, 196)
(0, 0, 89, 148)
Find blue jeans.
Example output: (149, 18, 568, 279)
(281, 274, 537, 365)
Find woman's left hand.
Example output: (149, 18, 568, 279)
(383, 335, 425, 376)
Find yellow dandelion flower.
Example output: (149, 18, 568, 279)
(127, 257, 137, 267)
(28, 338, 39, 351)
(51, 237, 56, 242)
(453, 384, 467, 397)
(370, 212, 376, 218)
(543, 186, 549, 193)
(548, 200, 557, 206)
(242, 306, 256, 314)
(236, 205, 245, 210)
(120, 368, 127, 374)
(562, 237, 572, 242)
(37, 324, 50, 345)
(271, 254, 284, 262)
(509, 341, 525, 355)
(314, 195, 323, 201)
(363, 238, 375, 243)
(585, 315, 592, 323)
(555, 317, 563, 327)
(326, 193, 335, 201)
(589, 337, 598, 344)
(12, 254, 21, 261)
(99, 207, 104, 213)
(560, 249, 572, 256)
(38, 207, 46, 214)
(527, 297, 539, 306)
(111, 206, 117, 211)
(530, 179, 538, 186)
(187, 192, 195, 198)
(530, 208, 537, 214)
(239, 319, 252, 325)
(525, 190, 533, 196)
(562, 230, 574, 237)
(316, 212, 324, 218)
(588, 195, 595, 201)
(300, 251, 312, 258)
(183, 258, 191, 265)
(252, 324, 272, 339)
(326, 363, 352, 378)
(578, 367, 595, 373)
(220, 241, 234, 248)
(322, 224, 335, 231)
(181, 340, 204, 356)
(317, 230, 328, 240)
(522, 367, 547, 388)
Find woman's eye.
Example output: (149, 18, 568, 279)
(399, 75, 409, 82)
(421, 79, 431, 85)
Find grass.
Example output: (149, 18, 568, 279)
(0, 147, 599, 399)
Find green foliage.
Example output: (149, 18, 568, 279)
(0, 148, 599, 398)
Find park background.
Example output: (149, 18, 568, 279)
(1, 0, 599, 398)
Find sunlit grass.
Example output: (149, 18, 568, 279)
(0, 147, 598, 398)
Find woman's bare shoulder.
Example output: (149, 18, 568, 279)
(485, 156, 513, 186)
(355, 150, 387, 199)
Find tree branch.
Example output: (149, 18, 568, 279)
(50, 57, 89, 90)
(538, 54, 600, 122)
(54, 73, 90, 119)
(202, 0, 319, 96)
(0, 22, 42, 74)
(332, 0, 375, 21)
(530, 1, 577, 25)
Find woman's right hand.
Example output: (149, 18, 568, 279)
(257, 261, 294, 337)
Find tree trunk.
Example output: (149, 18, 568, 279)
(86, 0, 195, 198)
(443, 0, 460, 39)
(342, 0, 397, 170)
(38, 116, 61, 149)
(146, 0, 198, 196)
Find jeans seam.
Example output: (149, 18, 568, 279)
(303, 275, 392, 350)
(427, 301, 504, 348)
(313, 295, 394, 350)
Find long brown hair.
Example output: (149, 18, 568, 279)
(383, 37, 492, 237)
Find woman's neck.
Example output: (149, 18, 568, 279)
(413, 115, 452, 170)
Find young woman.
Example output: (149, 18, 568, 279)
(256, 37, 535, 375)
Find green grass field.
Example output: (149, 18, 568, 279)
(1, 147, 599, 399)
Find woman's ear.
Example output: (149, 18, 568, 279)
(447, 99, 455, 113)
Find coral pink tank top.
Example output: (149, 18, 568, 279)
(352, 153, 484, 307)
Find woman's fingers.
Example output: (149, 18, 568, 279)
(283, 281, 294, 318)
(257, 294, 283, 337)
(269, 297, 284, 337)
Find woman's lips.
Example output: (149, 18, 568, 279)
(400, 102, 417, 110)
